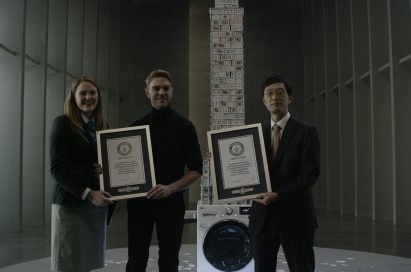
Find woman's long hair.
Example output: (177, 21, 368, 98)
(63, 76, 107, 135)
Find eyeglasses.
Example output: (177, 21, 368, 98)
(263, 88, 287, 97)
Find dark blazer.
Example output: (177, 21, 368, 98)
(50, 115, 99, 205)
(249, 116, 320, 236)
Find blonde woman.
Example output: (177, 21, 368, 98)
(50, 76, 113, 272)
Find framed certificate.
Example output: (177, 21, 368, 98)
(97, 125, 156, 200)
(207, 123, 271, 203)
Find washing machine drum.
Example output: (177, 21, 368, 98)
(203, 219, 253, 271)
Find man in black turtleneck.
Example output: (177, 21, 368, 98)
(126, 70, 203, 272)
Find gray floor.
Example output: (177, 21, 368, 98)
(2, 245, 411, 272)
(1, 203, 411, 270)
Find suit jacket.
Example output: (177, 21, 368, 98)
(248, 116, 320, 236)
(50, 115, 100, 205)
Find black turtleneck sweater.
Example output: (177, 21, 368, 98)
(131, 107, 203, 186)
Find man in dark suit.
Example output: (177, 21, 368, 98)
(249, 74, 320, 272)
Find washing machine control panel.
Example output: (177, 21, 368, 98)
(224, 207, 233, 215)
(199, 205, 251, 218)
(239, 206, 250, 215)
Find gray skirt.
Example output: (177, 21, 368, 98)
(51, 202, 108, 272)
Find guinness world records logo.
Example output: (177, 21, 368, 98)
(229, 141, 244, 156)
(117, 142, 132, 156)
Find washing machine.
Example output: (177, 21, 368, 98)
(197, 204, 254, 272)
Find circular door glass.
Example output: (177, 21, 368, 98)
(203, 220, 253, 271)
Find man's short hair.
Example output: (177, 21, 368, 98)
(261, 74, 293, 96)
(145, 69, 172, 87)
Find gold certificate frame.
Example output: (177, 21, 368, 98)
(97, 125, 156, 200)
(207, 123, 271, 203)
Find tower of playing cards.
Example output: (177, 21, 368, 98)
(201, 0, 245, 205)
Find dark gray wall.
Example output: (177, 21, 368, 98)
(243, 0, 304, 125)
(118, 1, 190, 127)
(0, 0, 121, 232)
(303, 0, 411, 226)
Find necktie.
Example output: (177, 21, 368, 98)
(272, 124, 281, 159)
(85, 120, 96, 144)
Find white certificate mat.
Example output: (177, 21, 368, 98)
(218, 135, 260, 189)
(97, 125, 156, 200)
(107, 136, 146, 187)
(207, 123, 271, 203)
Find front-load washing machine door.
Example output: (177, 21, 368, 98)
(203, 220, 253, 271)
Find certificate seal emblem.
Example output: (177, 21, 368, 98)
(117, 142, 132, 156)
(229, 142, 244, 156)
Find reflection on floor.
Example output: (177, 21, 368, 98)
(1, 204, 411, 271)
(1, 244, 411, 272)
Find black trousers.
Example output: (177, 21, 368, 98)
(126, 194, 185, 272)
(251, 214, 315, 272)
